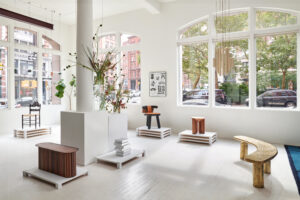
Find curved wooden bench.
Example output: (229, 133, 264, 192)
(234, 136, 278, 188)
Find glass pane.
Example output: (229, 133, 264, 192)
(121, 50, 141, 104)
(14, 49, 38, 107)
(0, 46, 8, 108)
(14, 27, 37, 46)
(215, 12, 248, 33)
(0, 25, 8, 41)
(42, 35, 61, 50)
(256, 11, 297, 29)
(42, 53, 61, 105)
(99, 34, 116, 49)
(214, 39, 249, 107)
(256, 33, 297, 109)
(121, 34, 140, 46)
(182, 43, 209, 106)
(180, 20, 208, 38)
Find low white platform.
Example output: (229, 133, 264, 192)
(96, 149, 145, 169)
(178, 130, 217, 145)
(137, 126, 171, 139)
(23, 167, 88, 189)
(14, 127, 51, 138)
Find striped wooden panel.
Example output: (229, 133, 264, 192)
(38, 147, 77, 178)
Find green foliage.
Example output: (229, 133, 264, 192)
(55, 75, 76, 99)
(69, 74, 76, 87)
(256, 11, 297, 29)
(182, 43, 208, 89)
(55, 80, 66, 98)
(256, 33, 297, 90)
(220, 82, 248, 104)
(182, 21, 208, 38)
(215, 12, 248, 33)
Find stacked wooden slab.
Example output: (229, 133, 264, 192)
(14, 127, 51, 138)
(178, 130, 217, 145)
(137, 126, 171, 139)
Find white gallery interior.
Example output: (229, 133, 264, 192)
(0, 0, 300, 199)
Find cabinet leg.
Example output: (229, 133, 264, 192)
(240, 142, 248, 160)
(253, 163, 264, 188)
(264, 161, 271, 174)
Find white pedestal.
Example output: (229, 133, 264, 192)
(96, 149, 145, 169)
(136, 126, 171, 139)
(61, 111, 127, 166)
(14, 127, 51, 138)
(23, 167, 88, 189)
(178, 130, 217, 145)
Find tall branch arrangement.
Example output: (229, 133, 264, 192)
(63, 24, 129, 113)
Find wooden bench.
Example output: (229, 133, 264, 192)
(234, 136, 278, 188)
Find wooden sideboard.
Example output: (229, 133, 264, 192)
(36, 142, 78, 178)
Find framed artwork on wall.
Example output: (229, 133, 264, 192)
(149, 71, 167, 97)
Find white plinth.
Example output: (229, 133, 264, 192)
(61, 111, 127, 166)
(96, 149, 145, 169)
(14, 127, 51, 138)
(178, 130, 217, 145)
(23, 167, 88, 189)
(137, 126, 171, 139)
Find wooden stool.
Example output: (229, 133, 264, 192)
(192, 117, 205, 134)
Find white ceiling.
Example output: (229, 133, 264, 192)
(0, 0, 176, 25)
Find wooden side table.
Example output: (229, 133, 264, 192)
(192, 117, 205, 134)
(36, 143, 78, 178)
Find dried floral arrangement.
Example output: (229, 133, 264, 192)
(61, 24, 129, 113)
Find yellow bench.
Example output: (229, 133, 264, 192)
(234, 136, 278, 188)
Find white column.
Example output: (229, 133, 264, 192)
(76, 0, 94, 112)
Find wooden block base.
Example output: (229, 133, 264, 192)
(178, 130, 217, 145)
(23, 167, 88, 189)
(14, 127, 51, 138)
(137, 126, 171, 139)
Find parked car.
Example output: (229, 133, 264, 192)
(183, 89, 227, 104)
(16, 96, 34, 107)
(245, 89, 296, 108)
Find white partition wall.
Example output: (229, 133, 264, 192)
(61, 111, 127, 166)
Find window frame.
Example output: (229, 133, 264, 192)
(0, 16, 62, 109)
(177, 7, 300, 111)
(98, 32, 142, 105)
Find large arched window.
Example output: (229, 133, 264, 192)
(13, 28, 61, 107)
(99, 32, 141, 104)
(178, 8, 299, 110)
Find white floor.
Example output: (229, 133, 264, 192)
(0, 126, 299, 200)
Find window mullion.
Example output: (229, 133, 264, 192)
(8, 24, 15, 109)
(37, 33, 43, 104)
(208, 14, 214, 108)
(297, 32, 300, 110)
(249, 7, 256, 109)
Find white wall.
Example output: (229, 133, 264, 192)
(69, 0, 300, 145)
(0, 15, 75, 134)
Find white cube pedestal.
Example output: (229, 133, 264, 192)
(178, 130, 217, 145)
(137, 126, 171, 139)
(61, 111, 127, 166)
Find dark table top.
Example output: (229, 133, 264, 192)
(36, 142, 78, 153)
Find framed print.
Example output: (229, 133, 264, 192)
(149, 71, 167, 97)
